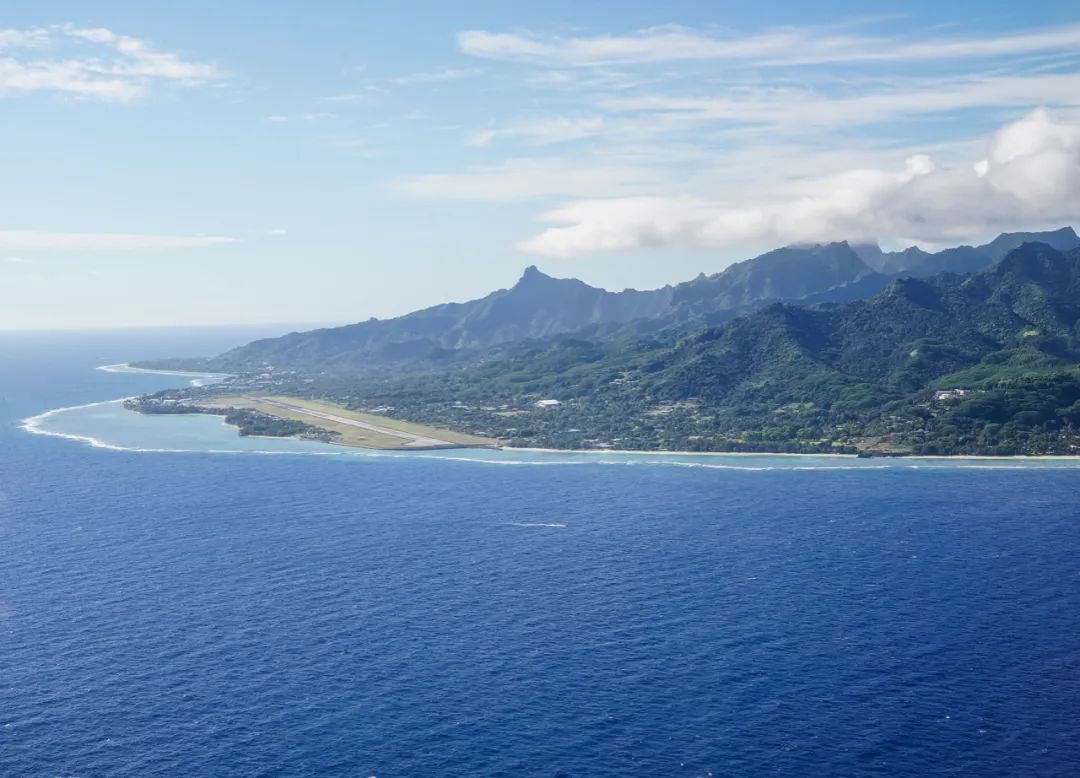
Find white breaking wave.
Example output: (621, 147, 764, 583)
(21, 399, 136, 451)
(19, 398, 341, 456)
(19, 368, 1080, 470)
(97, 363, 230, 387)
(22, 404, 1080, 469)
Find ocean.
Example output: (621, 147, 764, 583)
(3, 328, 1080, 777)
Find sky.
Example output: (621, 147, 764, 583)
(2, 0, 1080, 329)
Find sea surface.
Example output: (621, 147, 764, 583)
(3, 328, 1080, 776)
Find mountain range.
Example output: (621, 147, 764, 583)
(297, 241, 1080, 455)
(142, 227, 1078, 376)
(139, 229, 1080, 455)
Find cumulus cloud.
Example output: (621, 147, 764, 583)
(459, 23, 1080, 67)
(0, 24, 218, 101)
(519, 109, 1080, 257)
(0, 231, 238, 250)
(0, 28, 49, 48)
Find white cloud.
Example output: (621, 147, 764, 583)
(461, 69, 1080, 165)
(267, 112, 335, 122)
(0, 28, 49, 48)
(0, 58, 146, 100)
(466, 129, 497, 147)
(3, 256, 32, 263)
(391, 67, 480, 85)
(388, 157, 663, 202)
(459, 23, 1080, 67)
(0, 24, 218, 101)
(518, 109, 1080, 257)
(468, 116, 607, 146)
(64, 25, 216, 81)
(0, 230, 239, 250)
(600, 73, 1080, 132)
(318, 89, 382, 103)
(268, 228, 288, 236)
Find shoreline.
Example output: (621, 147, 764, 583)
(505, 446, 1080, 461)
(97, 363, 233, 387)
(24, 397, 1080, 462)
(26, 365, 1080, 463)
(98, 362, 233, 378)
(21, 398, 1080, 465)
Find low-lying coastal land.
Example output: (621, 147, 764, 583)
(126, 393, 495, 451)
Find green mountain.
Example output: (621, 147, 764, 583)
(141, 228, 1079, 389)
(858, 226, 1079, 277)
(148, 266, 673, 373)
(140, 242, 882, 373)
(671, 241, 876, 309)
(326, 242, 1080, 455)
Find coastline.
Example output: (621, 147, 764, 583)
(98, 362, 233, 386)
(21, 398, 1080, 465)
(25, 364, 1080, 463)
(504, 445, 1080, 461)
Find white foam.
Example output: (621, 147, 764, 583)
(21, 398, 135, 450)
(504, 522, 568, 528)
(20, 398, 343, 456)
(97, 363, 230, 387)
(21, 369, 1080, 471)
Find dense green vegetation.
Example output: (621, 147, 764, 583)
(135, 236, 1080, 456)
(250, 242, 1080, 455)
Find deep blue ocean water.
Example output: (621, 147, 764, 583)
(3, 329, 1080, 777)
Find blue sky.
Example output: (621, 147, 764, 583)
(2, 0, 1079, 329)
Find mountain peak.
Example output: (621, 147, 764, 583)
(516, 265, 554, 286)
(991, 241, 1070, 280)
(981, 226, 1080, 259)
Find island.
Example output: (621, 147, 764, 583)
(128, 234, 1080, 457)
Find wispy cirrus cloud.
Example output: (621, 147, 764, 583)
(452, 18, 1080, 156)
(600, 72, 1080, 131)
(0, 230, 238, 250)
(391, 67, 480, 85)
(459, 23, 1080, 67)
(466, 115, 607, 147)
(0, 24, 219, 101)
(389, 157, 663, 202)
(263, 112, 335, 123)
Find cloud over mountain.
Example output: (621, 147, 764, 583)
(519, 109, 1080, 257)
